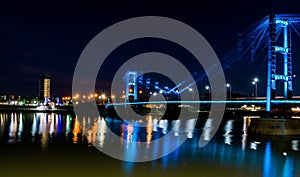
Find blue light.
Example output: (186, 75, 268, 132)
(263, 142, 272, 177)
(107, 99, 300, 107)
(276, 19, 289, 27)
(274, 74, 289, 81)
(283, 157, 294, 177)
(57, 114, 62, 135)
(274, 46, 288, 54)
(267, 15, 294, 111)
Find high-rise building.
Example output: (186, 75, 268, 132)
(39, 75, 51, 99)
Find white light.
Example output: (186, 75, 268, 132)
(250, 142, 257, 150)
(188, 88, 193, 92)
(253, 78, 258, 82)
(153, 92, 157, 96)
(159, 90, 163, 94)
(226, 83, 230, 87)
(283, 152, 287, 156)
(291, 140, 299, 151)
(205, 86, 209, 90)
(252, 81, 256, 85)
(276, 20, 288, 26)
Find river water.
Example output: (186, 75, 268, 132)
(0, 112, 299, 177)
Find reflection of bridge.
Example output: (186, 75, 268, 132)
(121, 14, 300, 113)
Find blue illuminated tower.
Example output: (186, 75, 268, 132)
(266, 14, 293, 112)
(125, 71, 138, 101)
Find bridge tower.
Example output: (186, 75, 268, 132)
(266, 14, 293, 112)
(125, 71, 138, 102)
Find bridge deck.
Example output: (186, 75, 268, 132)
(107, 99, 300, 106)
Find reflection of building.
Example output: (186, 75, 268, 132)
(39, 75, 51, 99)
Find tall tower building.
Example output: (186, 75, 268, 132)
(39, 75, 51, 99)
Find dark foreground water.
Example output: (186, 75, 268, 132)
(0, 112, 299, 177)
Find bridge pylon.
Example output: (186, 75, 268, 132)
(266, 14, 293, 112)
(125, 71, 139, 102)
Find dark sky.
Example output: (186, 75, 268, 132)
(1, 1, 300, 97)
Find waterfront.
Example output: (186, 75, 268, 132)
(0, 112, 299, 176)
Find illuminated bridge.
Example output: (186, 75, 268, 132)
(107, 99, 300, 107)
(108, 14, 300, 113)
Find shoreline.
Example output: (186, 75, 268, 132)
(0, 105, 74, 113)
(2, 104, 300, 119)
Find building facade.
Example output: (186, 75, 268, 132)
(39, 75, 51, 99)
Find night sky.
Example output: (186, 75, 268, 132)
(1, 1, 300, 97)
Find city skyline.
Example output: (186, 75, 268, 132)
(1, 1, 300, 97)
(1, 2, 300, 177)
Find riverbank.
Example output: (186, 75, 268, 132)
(248, 118, 300, 135)
(0, 105, 74, 113)
(2, 104, 300, 120)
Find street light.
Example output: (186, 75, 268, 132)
(226, 83, 231, 99)
(205, 86, 210, 100)
(252, 78, 258, 98)
(188, 87, 194, 100)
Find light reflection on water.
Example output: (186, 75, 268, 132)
(0, 112, 299, 176)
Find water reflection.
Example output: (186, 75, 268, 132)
(283, 156, 294, 177)
(0, 112, 299, 176)
(158, 119, 168, 134)
(146, 116, 152, 147)
(202, 118, 213, 141)
(17, 113, 23, 142)
(38, 113, 49, 149)
(72, 117, 81, 144)
(263, 142, 272, 177)
(66, 114, 72, 136)
(0, 114, 5, 138)
(223, 120, 233, 145)
(242, 117, 249, 150)
(185, 119, 196, 139)
(291, 140, 299, 151)
(8, 113, 17, 143)
(2, 113, 74, 147)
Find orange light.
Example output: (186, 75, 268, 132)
(129, 88, 133, 93)
(139, 90, 142, 94)
(127, 124, 134, 134)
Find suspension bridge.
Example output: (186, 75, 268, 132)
(107, 14, 300, 114)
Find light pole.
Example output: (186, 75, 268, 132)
(252, 78, 258, 98)
(205, 86, 210, 100)
(226, 83, 231, 99)
(188, 87, 194, 100)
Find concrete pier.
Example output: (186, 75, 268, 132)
(248, 118, 300, 135)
